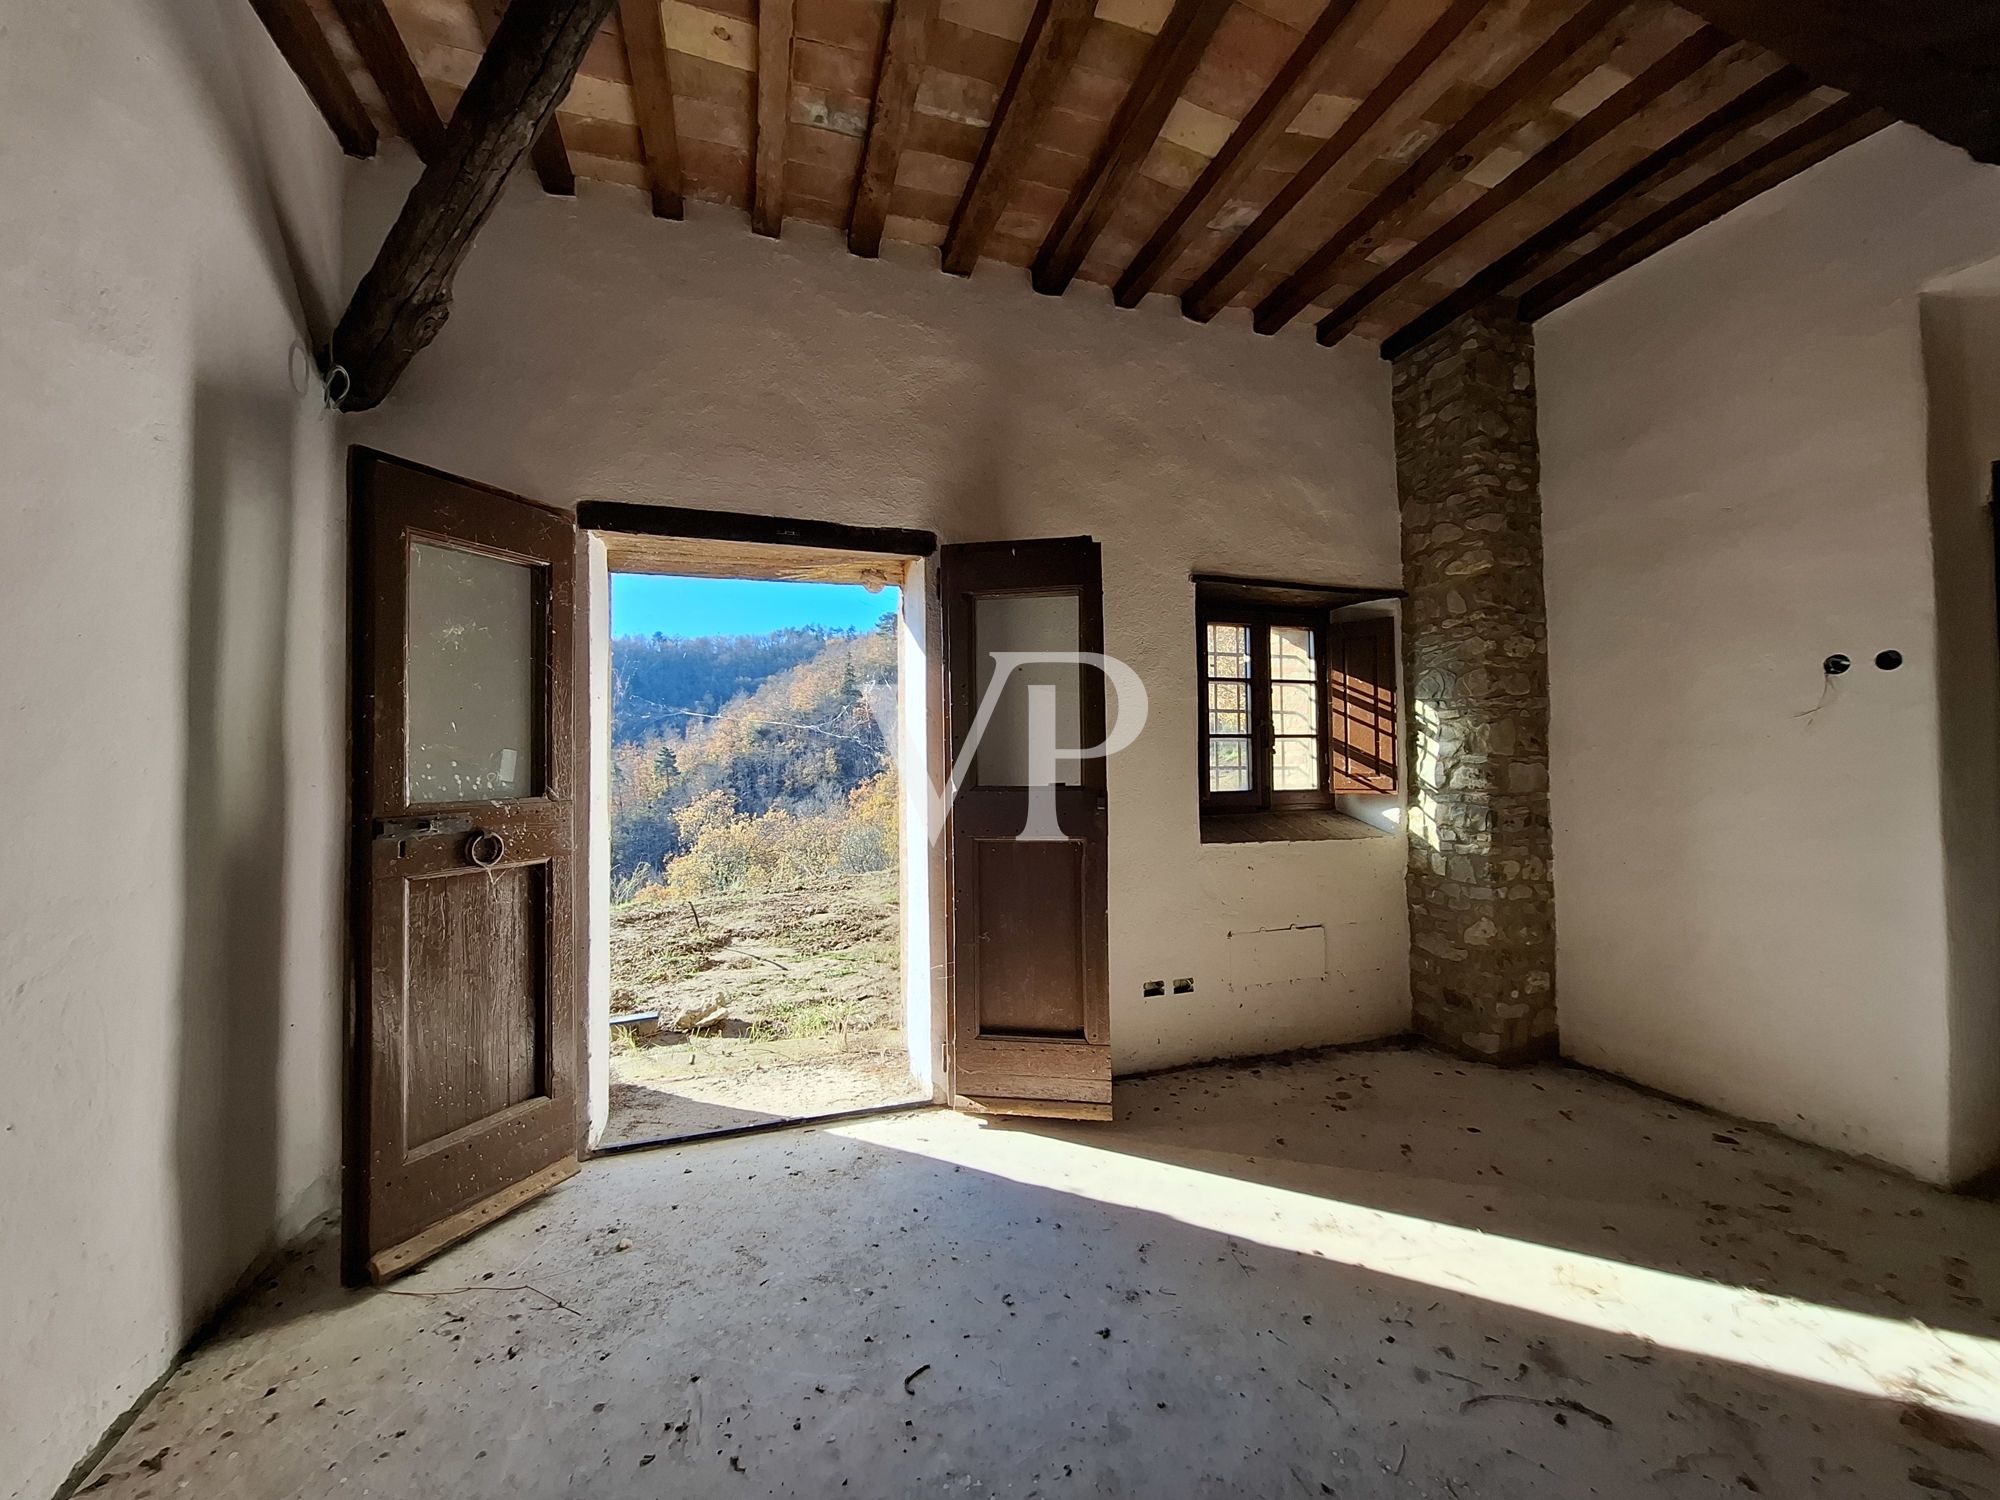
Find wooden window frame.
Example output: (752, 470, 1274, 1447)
(1197, 601, 1334, 813)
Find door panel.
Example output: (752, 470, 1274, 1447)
(349, 450, 583, 1284)
(941, 539, 1111, 1120)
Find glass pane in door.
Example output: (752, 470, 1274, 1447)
(972, 593, 1082, 787)
(407, 542, 539, 804)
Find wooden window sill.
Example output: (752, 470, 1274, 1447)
(1199, 808, 1390, 845)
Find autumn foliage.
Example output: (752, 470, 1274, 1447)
(610, 616, 898, 902)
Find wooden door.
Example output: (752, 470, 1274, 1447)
(941, 539, 1111, 1120)
(348, 451, 583, 1283)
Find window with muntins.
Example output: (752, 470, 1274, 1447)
(1197, 592, 1398, 811)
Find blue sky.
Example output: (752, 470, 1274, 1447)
(611, 573, 899, 639)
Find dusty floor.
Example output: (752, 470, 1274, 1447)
(75, 1048, 2000, 1498)
(606, 872, 919, 1145)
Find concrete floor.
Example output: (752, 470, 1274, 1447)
(72, 1047, 2000, 1498)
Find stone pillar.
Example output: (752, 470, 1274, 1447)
(1392, 305, 1556, 1064)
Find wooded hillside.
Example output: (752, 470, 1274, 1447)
(610, 617, 898, 900)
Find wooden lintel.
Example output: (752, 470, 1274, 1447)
(1311, 27, 1736, 345)
(1378, 64, 1812, 361)
(941, 0, 1095, 277)
(577, 499, 938, 557)
(850, 0, 940, 256)
(248, 0, 379, 158)
(619, 0, 685, 217)
(325, 0, 618, 410)
(1249, 0, 1629, 336)
(331, 0, 445, 158)
(1032, 0, 1230, 296)
(754, 0, 798, 236)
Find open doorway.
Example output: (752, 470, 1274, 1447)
(593, 548, 931, 1148)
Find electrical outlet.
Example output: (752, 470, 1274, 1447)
(1141, 979, 1165, 997)
(1172, 978, 1194, 994)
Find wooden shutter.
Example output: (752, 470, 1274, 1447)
(1328, 614, 1398, 793)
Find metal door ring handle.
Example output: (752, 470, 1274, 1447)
(467, 831, 506, 868)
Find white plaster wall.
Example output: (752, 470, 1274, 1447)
(0, 4, 348, 1495)
(1538, 125, 2000, 1181)
(346, 161, 1411, 1074)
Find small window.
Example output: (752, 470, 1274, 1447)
(1197, 587, 1398, 811)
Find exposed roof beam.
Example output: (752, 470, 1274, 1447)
(1518, 95, 1889, 319)
(850, 0, 942, 257)
(1309, 26, 1735, 344)
(247, 0, 378, 157)
(1112, 0, 1364, 309)
(1032, 0, 1231, 296)
(941, 0, 1095, 276)
(618, 0, 685, 217)
(1248, 0, 1630, 334)
(1379, 63, 1811, 359)
(473, 0, 578, 195)
(754, 0, 797, 236)
(327, 0, 618, 409)
(331, 0, 444, 158)
(1176, 0, 1492, 324)
(1670, 0, 2000, 163)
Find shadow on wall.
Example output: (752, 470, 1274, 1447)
(173, 380, 298, 1332)
(1919, 288, 2000, 1187)
(147, 0, 334, 347)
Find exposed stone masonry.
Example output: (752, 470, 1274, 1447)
(1392, 305, 1556, 1063)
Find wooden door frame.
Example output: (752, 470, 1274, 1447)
(571, 502, 950, 1144)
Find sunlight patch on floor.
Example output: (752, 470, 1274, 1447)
(838, 1109, 2000, 1422)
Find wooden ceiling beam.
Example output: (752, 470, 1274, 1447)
(941, 0, 1096, 277)
(1248, 0, 1629, 334)
(618, 0, 685, 217)
(472, 0, 578, 195)
(1032, 0, 1231, 296)
(754, 0, 798, 236)
(247, 0, 378, 157)
(331, 0, 444, 159)
(1670, 0, 2000, 164)
(1308, 26, 1735, 344)
(1112, 0, 1364, 309)
(326, 0, 618, 409)
(1176, 0, 1491, 324)
(850, 0, 942, 257)
(1379, 62, 1811, 359)
(1518, 95, 1889, 320)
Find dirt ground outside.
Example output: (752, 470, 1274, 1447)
(604, 870, 923, 1145)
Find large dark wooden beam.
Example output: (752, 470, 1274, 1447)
(248, 0, 378, 157)
(1176, 0, 1489, 324)
(1379, 63, 1811, 359)
(850, 0, 941, 256)
(1032, 0, 1230, 296)
(754, 0, 798, 236)
(331, 0, 445, 158)
(1518, 96, 1890, 319)
(1113, 0, 1362, 309)
(618, 0, 684, 216)
(473, 0, 578, 195)
(1672, 0, 2000, 163)
(941, 0, 1095, 276)
(1249, 0, 1629, 335)
(1309, 27, 1735, 344)
(326, 0, 617, 410)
